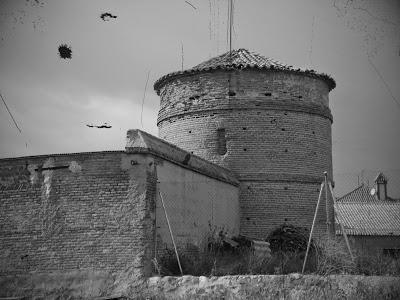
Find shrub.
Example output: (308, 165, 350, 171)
(266, 224, 310, 253)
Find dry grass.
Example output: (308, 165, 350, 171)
(156, 225, 400, 277)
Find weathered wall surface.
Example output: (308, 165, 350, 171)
(125, 129, 240, 252)
(156, 158, 239, 250)
(1, 130, 240, 297)
(157, 69, 333, 239)
(347, 235, 400, 255)
(0, 151, 156, 297)
(146, 274, 400, 300)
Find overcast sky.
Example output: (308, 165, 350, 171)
(0, 0, 399, 189)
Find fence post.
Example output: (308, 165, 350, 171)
(302, 182, 324, 274)
(325, 172, 335, 239)
(328, 182, 354, 262)
(158, 189, 183, 275)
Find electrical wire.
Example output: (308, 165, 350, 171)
(140, 70, 151, 129)
(367, 55, 400, 111)
(0, 91, 22, 133)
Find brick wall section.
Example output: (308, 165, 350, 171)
(0, 151, 155, 279)
(156, 68, 334, 239)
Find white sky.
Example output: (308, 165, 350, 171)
(0, 0, 399, 186)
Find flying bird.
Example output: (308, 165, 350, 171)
(100, 13, 117, 21)
(86, 123, 112, 129)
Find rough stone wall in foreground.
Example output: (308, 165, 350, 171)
(157, 69, 334, 238)
(146, 274, 400, 299)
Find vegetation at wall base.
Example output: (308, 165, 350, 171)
(155, 224, 400, 277)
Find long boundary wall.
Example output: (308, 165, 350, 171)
(0, 129, 239, 298)
(0, 151, 156, 297)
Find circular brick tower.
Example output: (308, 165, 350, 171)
(154, 49, 336, 239)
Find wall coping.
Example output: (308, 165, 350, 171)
(125, 129, 239, 187)
(0, 150, 124, 162)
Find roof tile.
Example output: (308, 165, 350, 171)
(154, 49, 336, 92)
(336, 202, 400, 236)
(336, 184, 400, 236)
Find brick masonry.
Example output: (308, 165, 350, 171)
(0, 137, 240, 296)
(156, 68, 334, 238)
(0, 151, 155, 281)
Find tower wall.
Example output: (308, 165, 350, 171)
(157, 69, 333, 238)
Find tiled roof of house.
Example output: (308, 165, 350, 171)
(336, 202, 400, 236)
(337, 184, 378, 203)
(336, 184, 400, 236)
(154, 48, 336, 92)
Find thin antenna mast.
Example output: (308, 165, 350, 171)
(229, 0, 233, 55)
(181, 43, 184, 71)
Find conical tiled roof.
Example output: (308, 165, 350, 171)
(192, 48, 289, 70)
(154, 48, 336, 92)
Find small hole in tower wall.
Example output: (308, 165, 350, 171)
(217, 128, 227, 155)
(265, 92, 272, 96)
(189, 130, 192, 133)
(298, 95, 303, 99)
(285, 149, 288, 152)
(281, 128, 285, 131)
(228, 91, 236, 96)
(243, 127, 247, 130)
(243, 148, 247, 151)
(284, 187, 288, 190)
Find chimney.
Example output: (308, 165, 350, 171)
(375, 173, 388, 200)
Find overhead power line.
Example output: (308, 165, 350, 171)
(0, 91, 22, 133)
(367, 55, 400, 111)
(184, 1, 197, 10)
(140, 70, 151, 129)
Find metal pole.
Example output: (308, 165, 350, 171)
(158, 190, 183, 275)
(324, 171, 335, 238)
(302, 182, 324, 274)
(154, 182, 158, 271)
(328, 182, 354, 262)
(229, 0, 232, 54)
